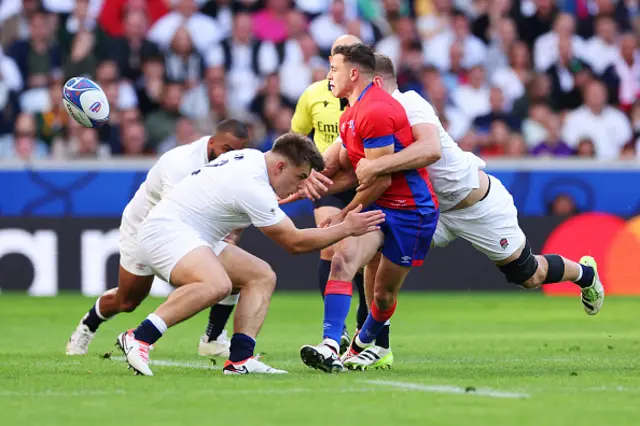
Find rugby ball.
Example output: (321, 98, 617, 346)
(62, 77, 110, 128)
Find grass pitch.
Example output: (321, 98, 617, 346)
(1, 292, 639, 425)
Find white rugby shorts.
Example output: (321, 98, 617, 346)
(136, 217, 228, 283)
(432, 175, 525, 262)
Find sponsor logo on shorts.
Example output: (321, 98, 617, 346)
(499, 238, 509, 250)
(400, 255, 412, 264)
(136, 263, 146, 271)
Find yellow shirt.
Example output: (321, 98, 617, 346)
(291, 79, 348, 154)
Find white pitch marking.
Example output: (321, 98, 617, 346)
(111, 356, 220, 370)
(364, 380, 530, 399)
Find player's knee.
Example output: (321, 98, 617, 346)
(204, 278, 233, 305)
(497, 241, 539, 289)
(260, 265, 277, 294)
(320, 245, 335, 260)
(522, 257, 548, 289)
(118, 298, 142, 313)
(330, 251, 358, 278)
(373, 288, 395, 311)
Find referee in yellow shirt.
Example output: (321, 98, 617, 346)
(291, 34, 367, 353)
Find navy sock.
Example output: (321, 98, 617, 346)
(133, 319, 162, 345)
(354, 273, 368, 330)
(82, 305, 105, 333)
(375, 324, 390, 349)
(229, 333, 256, 362)
(206, 304, 234, 342)
(575, 264, 595, 289)
(317, 259, 331, 300)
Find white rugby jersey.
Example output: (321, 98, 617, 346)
(121, 136, 210, 233)
(392, 90, 486, 212)
(144, 148, 286, 243)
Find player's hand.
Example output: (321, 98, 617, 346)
(319, 211, 345, 228)
(343, 204, 385, 236)
(278, 192, 301, 205)
(302, 170, 333, 201)
(355, 158, 380, 190)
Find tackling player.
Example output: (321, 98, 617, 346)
(66, 120, 250, 357)
(290, 34, 369, 352)
(299, 44, 439, 373)
(116, 133, 386, 376)
(338, 54, 605, 369)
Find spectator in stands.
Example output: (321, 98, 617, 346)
(286, 9, 309, 40)
(452, 65, 490, 121)
(35, 80, 68, 146)
(613, 33, 640, 112)
(534, 13, 586, 73)
(473, 86, 521, 135)
(309, 0, 349, 57)
(53, 124, 110, 159)
(0, 76, 20, 136)
(425, 9, 486, 72)
(563, 81, 632, 160)
(576, 0, 631, 39)
(376, 15, 418, 69)
(504, 133, 528, 157)
(135, 55, 165, 116)
(576, 137, 596, 157)
(249, 72, 295, 125)
(0, 112, 48, 159)
(395, 40, 424, 93)
(98, 0, 168, 38)
(513, 72, 553, 118)
(479, 119, 511, 157)
(108, 8, 160, 83)
(144, 82, 183, 150)
(279, 34, 324, 102)
(531, 114, 574, 157)
(121, 120, 148, 156)
(441, 39, 466, 95)
(0, 0, 41, 49)
(583, 16, 620, 76)
(252, 0, 291, 43)
(427, 72, 470, 141)
(485, 17, 518, 78)
(207, 11, 280, 111)
(0, 45, 23, 94)
(95, 60, 138, 111)
(200, 0, 234, 37)
(164, 27, 205, 88)
(258, 106, 293, 151)
(546, 36, 592, 112)
(8, 11, 61, 92)
(523, 103, 552, 148)
(157, 116, 200, 154)
(416, 0, 452, 41)
(147, 0, 221, 55)
(518, 0, 559, 49)
(491, 41, 532, 108)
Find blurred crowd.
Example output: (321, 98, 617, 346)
(1, 0, 640, 160)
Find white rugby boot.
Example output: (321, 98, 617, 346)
(223, 355, 288, 375)
(116, 330, 153, 376)
(343, 345, 394, 370)
(66, 319, 96, 355)
(300, 339, 345, 373)
(198, 330, 231, 357)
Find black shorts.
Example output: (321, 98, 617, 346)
(313, 189, 356, 209)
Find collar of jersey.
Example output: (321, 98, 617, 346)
(357, 83, 374, 102)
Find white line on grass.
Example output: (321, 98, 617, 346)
(364, 380, 530, 399)
(110, 356, 220, 370)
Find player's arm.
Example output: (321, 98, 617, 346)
(356, 94, 442, 188)
(321, 136, 344, 178)
(259, 207, 385, 254)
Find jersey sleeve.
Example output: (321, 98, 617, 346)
(401, 91, 440, 127)
(291, 85, 313, 135)
(358, 101, 396, 149)
(235, 182, 287, 228)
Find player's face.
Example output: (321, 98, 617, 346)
(209, 133, 249, 161)
(328, 54, 352, 98)
(273, 161, 312, 198)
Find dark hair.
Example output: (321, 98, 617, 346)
(332, 43, 376, 74)
(272, 132, 325, 171)
(374, 53, 396, 80)
(216, 119, 249, 139)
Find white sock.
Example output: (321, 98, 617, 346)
(147, 313, 168, 335)
(575, 266, 583, 282)
(322, 338, 339, 353)
(219, 293, 239, 306)
(94, 298, 107, 321)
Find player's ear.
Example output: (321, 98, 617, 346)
(350, 67, 358, 82)
(373, 76, 382, 87)
(275, 160, 286, 175)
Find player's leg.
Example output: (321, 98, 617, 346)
(198, 292, 238, 357)
(214, 244, 286, 374)
(66, 246, 154, 355)
(299, 230, 383, 372)
(343, 208, 438, 370)
(454, 175, 603, 314)
(118, 242, 232, 376)
(314, 198, 367, 351)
